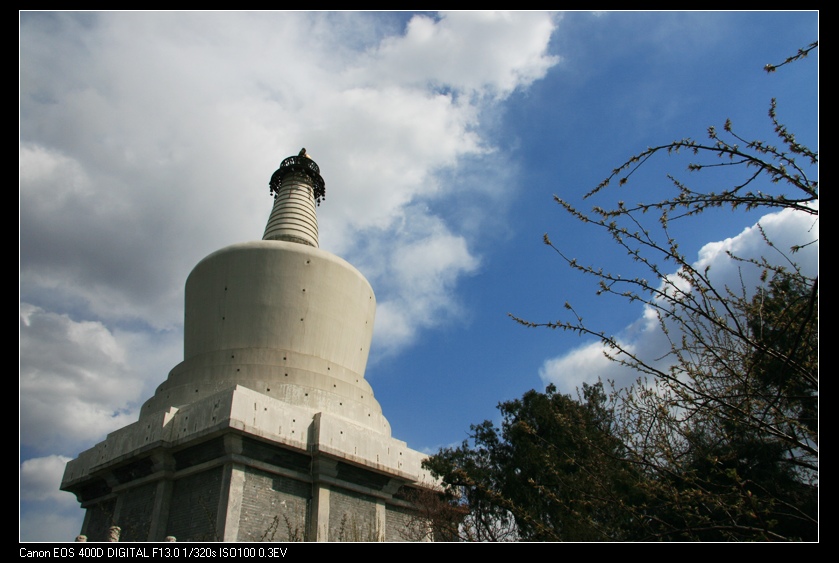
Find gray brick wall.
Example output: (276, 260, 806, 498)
(329, 488, 379, 541)
(237, 467, 309, 542)
(118, 483, 156, 541)
(83, 498, 116, 542)
(71, 438, 429, 542)
(166, 466, 223, 541)
(386, 503, 425, 542)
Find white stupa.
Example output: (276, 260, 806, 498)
(62, 150, 434, 542)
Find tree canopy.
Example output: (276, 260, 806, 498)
(424, 382, 641, 541)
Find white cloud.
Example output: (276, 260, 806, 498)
(20, 455, 74, 503)
(354, 11, 560, 99)
(20, 11, 559, 354)
(20, 304, 144, 453)
(20, 504, 83, 543)
(695, 205, 818, 287)
(539, 207, 818, 392)
(539, 340, 635, 392)
(367, 209, 481, 357)
(20, 509, 84, 543)
(20, 456, 84, 542)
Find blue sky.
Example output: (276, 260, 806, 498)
(20, 11, 818, 542)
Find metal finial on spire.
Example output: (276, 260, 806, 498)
(269, 149, 325, 206)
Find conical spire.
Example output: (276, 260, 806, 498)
(263, 148, 325, 247)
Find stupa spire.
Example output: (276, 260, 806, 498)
(262, 148, 325, 247)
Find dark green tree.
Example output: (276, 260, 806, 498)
(424, 382, 644, 541)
